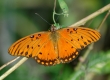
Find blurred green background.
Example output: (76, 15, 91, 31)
(0, 0, 110, 80)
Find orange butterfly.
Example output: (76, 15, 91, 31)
(8, 25, 100, 66)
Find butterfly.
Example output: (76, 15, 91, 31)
(8, 25, 100, 66)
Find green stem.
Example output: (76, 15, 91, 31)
(53, 11, 56, 24)
(53, 0, 57, 25)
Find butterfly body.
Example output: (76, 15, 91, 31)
(8, 25, 100, 66)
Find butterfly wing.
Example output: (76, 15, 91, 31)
(57, 27, 100, 63)
(8, 31, 60, 66)
(34, 39, 59, 66)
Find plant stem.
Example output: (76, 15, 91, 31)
(0, 57, 20, 70)
(69, 4, 110, 27)
(0, 57, 28, 80)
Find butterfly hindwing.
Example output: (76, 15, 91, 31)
(34, 39, 59, 66)
(57, 35, 78, 63)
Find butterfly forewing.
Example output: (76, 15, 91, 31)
(8, 32, 50, 57)
(8, 37, 29, 55)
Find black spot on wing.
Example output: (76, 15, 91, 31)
(25, 52, 28, 55)
(30, 35, 34, 38)
(67, 29, 69, 32)
(38, 34, 41, 37)
(27, 45, 29, 48)
(73, 28, 77, 31)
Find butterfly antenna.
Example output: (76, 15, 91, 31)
(35, 13, 51, 25)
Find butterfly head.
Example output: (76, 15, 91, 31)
(50, 24, 57, 32)
(50, 23, 62, 32)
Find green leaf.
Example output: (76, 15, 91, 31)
(58, 0, 69, 17)
(88, 50, 110, 74)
